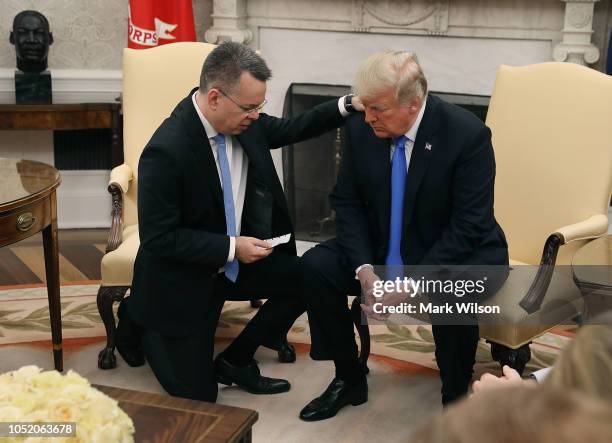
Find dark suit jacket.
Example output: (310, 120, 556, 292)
(129, 89, 345, 336)
(331, 94, 508, 276)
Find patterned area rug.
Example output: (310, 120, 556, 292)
(0, 283, 569, 374)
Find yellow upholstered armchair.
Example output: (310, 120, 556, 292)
(353, 62, 612, 374)
(478, 62, 612, 371)
(97, 42, 216, 369)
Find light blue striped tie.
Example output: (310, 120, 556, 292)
(214, 133, 239, 282)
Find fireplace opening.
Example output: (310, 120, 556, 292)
(282, 83, 490, 242)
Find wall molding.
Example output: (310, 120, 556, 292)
(0, 69, 122, 104)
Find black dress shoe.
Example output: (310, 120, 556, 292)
(262, 336, 297, 363)
(277, 340, 296, 363)
(299, 378, 368, 421)
(116, 302, 145, 367)
(214, 355, 290, 394)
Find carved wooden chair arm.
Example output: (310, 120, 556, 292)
(519, 214, 609, 314)
(106, 164, 133, 253)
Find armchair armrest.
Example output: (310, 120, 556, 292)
(555, 214, 609, 243)
(109, 163, 133, 194)
(519, 214, 609, 314)
(106, 164, 133, 253)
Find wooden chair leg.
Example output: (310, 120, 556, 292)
(489, 341, 532, 376)
(351, 297, 371, 374)
(97, 285, 129, 369)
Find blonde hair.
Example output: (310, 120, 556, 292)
(544, 314, 612, 402)
(411, 386, 612, 443)
(352, 50, 428, 106)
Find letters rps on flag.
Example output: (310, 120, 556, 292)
(128, 0, 196, 49)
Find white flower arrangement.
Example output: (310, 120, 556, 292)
(0, 365, 134, 443)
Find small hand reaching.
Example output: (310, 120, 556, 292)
(471, 365, 527, 396)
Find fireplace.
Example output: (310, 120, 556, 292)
(205, 0, 607, 241)
(282, 83, 349, 241)
(282, 83, 490, 242)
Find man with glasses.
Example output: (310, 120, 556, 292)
(117, 41, 361, 403)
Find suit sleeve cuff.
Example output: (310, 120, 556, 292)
(227, 236, 236, 262)
(338, 96, 350, 117)
(355, 263, 374, 280)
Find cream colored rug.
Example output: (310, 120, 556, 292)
(0, 283, 567, 373)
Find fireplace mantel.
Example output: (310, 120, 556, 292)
(204, 0, 609, 181)
(206, 0, 605, 66)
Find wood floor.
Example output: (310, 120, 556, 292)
(0, 229, 108, 286)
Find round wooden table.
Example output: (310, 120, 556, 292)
(572, 235, 612, 321)
(0, 158, 62, 371)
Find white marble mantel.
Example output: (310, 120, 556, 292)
(204, 0, 607, 111)
(204, 0, 608, 178)
(206, 0, 603, 67)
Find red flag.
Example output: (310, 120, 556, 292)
(128, 0, 196, 49)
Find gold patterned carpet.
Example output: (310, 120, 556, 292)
(0, 282, 568, 376)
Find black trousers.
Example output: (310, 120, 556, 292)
(131, 252, 305, 402)
(302, 239, 502, 405)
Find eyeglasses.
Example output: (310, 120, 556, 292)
(217, 89, 267, 115)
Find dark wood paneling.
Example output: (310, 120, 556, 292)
(0, 103, 123, 167)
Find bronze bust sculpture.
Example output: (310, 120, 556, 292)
(10, 10, 54, 74)
(9, 10, 53, 103)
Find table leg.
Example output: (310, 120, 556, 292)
(42, 191, 62, 372)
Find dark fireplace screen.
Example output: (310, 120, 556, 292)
(281, 83, 489, 242)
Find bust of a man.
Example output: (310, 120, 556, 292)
(9, 10, 54, 74)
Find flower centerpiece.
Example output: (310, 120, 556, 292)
(0, 365, 134, 442)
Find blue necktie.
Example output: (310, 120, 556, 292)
(385, 135, 408, 275)
(213, 133, 239, 282)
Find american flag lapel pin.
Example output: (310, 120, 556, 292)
(425, 142, 432, 151)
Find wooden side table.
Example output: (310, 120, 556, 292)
(0, 103, 123, 167)
(96, 385, 258, 442)
(572, 235, 612, 320)
(0, 158, 62, 371)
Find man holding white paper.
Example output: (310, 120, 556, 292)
(119, 42, 360, 402)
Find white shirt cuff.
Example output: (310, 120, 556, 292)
(355, 264, 374, 280)
(227, 236, 236, 262)
(338, 96, 351, 117)
(531, 367, 553, 383)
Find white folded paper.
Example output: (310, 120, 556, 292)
(263, 233, 291, 248)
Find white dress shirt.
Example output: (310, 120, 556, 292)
(192, 92, 248, 264)
(193, 91, 352, 265)
(355, 99, 427, 278)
